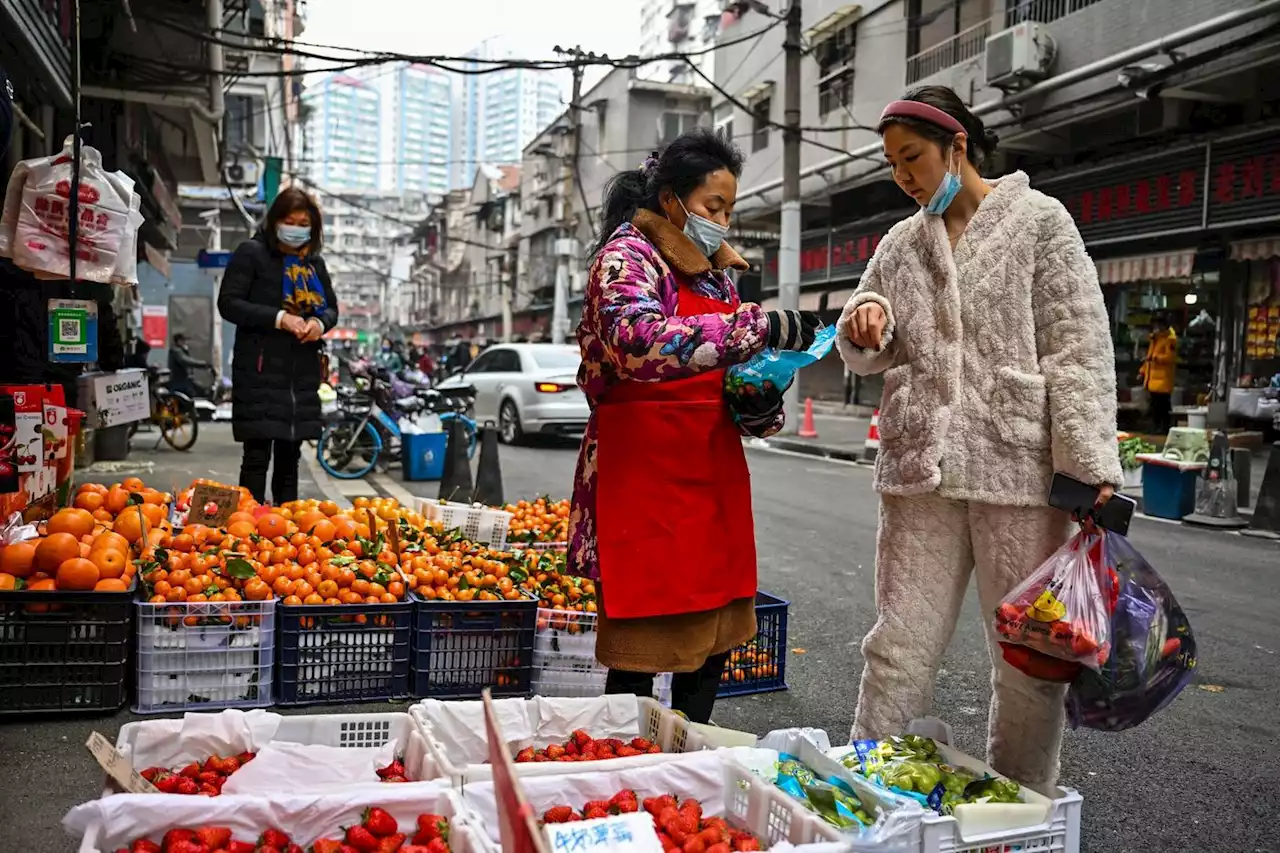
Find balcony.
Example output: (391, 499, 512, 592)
(906, 18, 991, 85)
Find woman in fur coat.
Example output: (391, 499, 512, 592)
(838, 86, 1123, 787)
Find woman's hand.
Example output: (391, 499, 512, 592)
(1095, 484, 1114, 505)
(848, 302, 887, 349)
(300, 318, 324, 343)
(280, 314, 308, 338)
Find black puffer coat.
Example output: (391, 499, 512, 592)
(217, 233, 338, 443)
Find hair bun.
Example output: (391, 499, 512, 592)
(982, 128, 1000, 156)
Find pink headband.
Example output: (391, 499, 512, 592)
(880, 100, 965, 136)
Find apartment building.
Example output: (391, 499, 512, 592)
(301, 74, 382, 191)
(713, 0, 1280, 406)
(638, 0, 725, 84)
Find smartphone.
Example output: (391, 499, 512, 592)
(1048, 472, 1137, 536)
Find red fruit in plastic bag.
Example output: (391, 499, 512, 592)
(1000, 642, 1084, 682)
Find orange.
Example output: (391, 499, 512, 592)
(113, 510, 151, 545)
(331, 516, 357, 541)
(227, 520, 256, 539)
(56, 557, 100, 591)
(256, 513, 289, 539)
(90, 548, 128, 580)
(27, 578, 56, 592)
(310, 519, 337, 543)
(47, 508, 97, 539)
(319, 500, 340, 517)
(36, 533, 82, 573)
(94, 578, 129, 591)
(0, 573, 17, 590)
(104, 486, 131, 516)
(93, 530, 130, 556)
(141, 489, 165, 505)
(73, 490, 105, 513)
(78, 482, 108, 496)
(139, 503, 166, 526)
(1, 542, 38, 579)
(227, 511, 257, 528)
(121, 477, 145, 492)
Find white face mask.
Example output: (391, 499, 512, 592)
(677, 198, 729, 258)
(277, 223, 311, 248)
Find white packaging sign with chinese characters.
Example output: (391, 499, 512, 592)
(78, 369, 150, 428)
(544, 814, 663, 853)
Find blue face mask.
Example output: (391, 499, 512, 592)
(277, 223, 312, 248)
(678, 198, 729, 258)
(923, 147, 962, 216)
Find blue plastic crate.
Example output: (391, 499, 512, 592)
(276, 600, 412, 705)
(134, 599, 276, 714)
(718, 591, 789, 697)
(410, 594, 536, 699)
(1140, 461, 1200, 520)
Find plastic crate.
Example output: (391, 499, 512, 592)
(410, 594, 536, 699)
(411, 694, 707, 787)
(0, 581, 132, 714)
(462, 751, 843, 850)
(76, 783, 485, 853)
(134, 599, 276, 714)
(275, 600, 412, 705)
(417, 500, 512, 547)
(719, 590, 789, 697)
(530, 607, 671, 704)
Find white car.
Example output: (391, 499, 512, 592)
(435, 343, 588, 444)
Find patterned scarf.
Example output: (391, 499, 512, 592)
(282, 255, 327, 320)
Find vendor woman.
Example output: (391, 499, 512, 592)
(567, 128, 820, 723)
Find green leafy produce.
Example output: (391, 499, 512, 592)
(1119, 436, 1157, 470)
(840, 737, 1021, 815)
(776, 756, 874, 830)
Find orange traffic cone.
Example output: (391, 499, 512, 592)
(860, 409, 881, 464)
(798, 398, 818, 438)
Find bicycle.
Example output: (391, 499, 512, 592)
(316, 375, 477, 480)
(130, 368, 200, 451)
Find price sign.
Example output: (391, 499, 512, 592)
(187, 484, 242, 528)
(544, 815, 664, 853)
(47, 299, 99, 363)
(485, 689, 548, 853)
(85, 731, 159, 794)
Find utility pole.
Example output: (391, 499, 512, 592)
(552, 47, 585, 345)
(777, 0, 803, 433)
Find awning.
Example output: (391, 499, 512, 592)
(1229, 236, 1280, 261)
(1095, 250, 1196, 285)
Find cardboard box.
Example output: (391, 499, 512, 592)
(77, 369, 150, 428)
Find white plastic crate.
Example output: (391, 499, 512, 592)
(463, 750, 843, 851)
(531, 606, 672, 705)
(107, 710, 444, 798)
(134, 600, 276, 713)
(418, 499, 512, 547)
(411, 694, 706, 787)
(74, 783, 485, 853)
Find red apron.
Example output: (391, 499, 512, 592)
(595, 281, 758, 620)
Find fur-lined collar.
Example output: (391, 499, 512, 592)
(631, 209, 749, 275)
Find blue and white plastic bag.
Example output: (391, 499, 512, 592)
(728, 323, 838, 393)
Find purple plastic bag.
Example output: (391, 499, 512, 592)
(1066, 531, 1196, 732)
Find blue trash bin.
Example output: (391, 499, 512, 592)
(402, 432, 449, 481)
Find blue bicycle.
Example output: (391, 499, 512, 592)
(317, 376, 477, 481)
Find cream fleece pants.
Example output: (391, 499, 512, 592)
(853, 492, 1072, 787)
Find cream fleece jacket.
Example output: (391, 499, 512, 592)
(837, 171, 1124, 506)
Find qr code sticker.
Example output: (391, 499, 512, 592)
(60, 318, 80, 339)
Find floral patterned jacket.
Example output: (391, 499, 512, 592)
(567, 209, 784, 579)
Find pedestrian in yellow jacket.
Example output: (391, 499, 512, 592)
(1140, 316, 1177, 434)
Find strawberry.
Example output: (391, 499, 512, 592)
(700, 818, 729, 839)
(260, 828, 292, 848)
(345, 825, 381, 852)
(657, 833, 679, 853)
(615, 745, 639, 757)
(697, 828, 724, 846)
(179, 762, 202, 779)
(630, 738, 653, 751)
(542, 806, 577, 824)
(610, 789, 639, 814)
(563, 741, 579, 757)
(363, 807, 398, 838)
(644, 795, 677, 817)
(732, 837, 761, 851)
(377, 759, 406, 779)
(514, 747, 536, 763)
(678, 798, 703, 823)
(165, 842, 205, 853)
(570, 729, 593, 747)
(426, 840, 452, 853)
(375, 833, 406, 852)
(227, 842, 257, 853)
(582, 802, 611, 820)
(195, 826, 232, 849)
(532, 752, 551, 762)
(161, 828, 198, 851)
(414, 814, 449, 842)
(257, 847, 282, 853)
(236, 751, 256, 764)
(286, 846, 305, 853)
(683, 838, 706, 853)
(309, 840, 345, 853)
(383, 775, 409, 783)
(706, 845, 731, 853)
(545, 744, 566, 760)
(130, 840, 162, 853)
(139, 767, 164, 782)
(400, 848, 435, 853)
(175, 777, 199, 795)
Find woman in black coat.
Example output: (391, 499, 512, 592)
(217, 188, 338, 505)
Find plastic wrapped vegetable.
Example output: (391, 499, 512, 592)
(993, 529, 1112, 673)
(776, 755, 874, 829)
(726, 323, 837, 394)
(1067, 530, 1196, 731)
(839, 739, 1021, 816)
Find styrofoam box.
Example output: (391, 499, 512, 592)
(104, 710, 444, 798)
(75, 785, 486, 853)
(463, 750, 843, 851)
(411, 694, 706, 787)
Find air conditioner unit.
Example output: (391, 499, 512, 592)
(223, 161, 261, 186)
(984, 22, 1055, 90)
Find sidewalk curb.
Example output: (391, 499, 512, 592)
(753, 436, 867, 463)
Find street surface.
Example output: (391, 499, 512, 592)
(6, 424, 1278, 853)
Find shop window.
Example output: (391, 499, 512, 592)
(752, 97, 771, 152)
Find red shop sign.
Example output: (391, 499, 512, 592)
(762, 222, 892, 290)
(1206, 131, 1280, 227)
